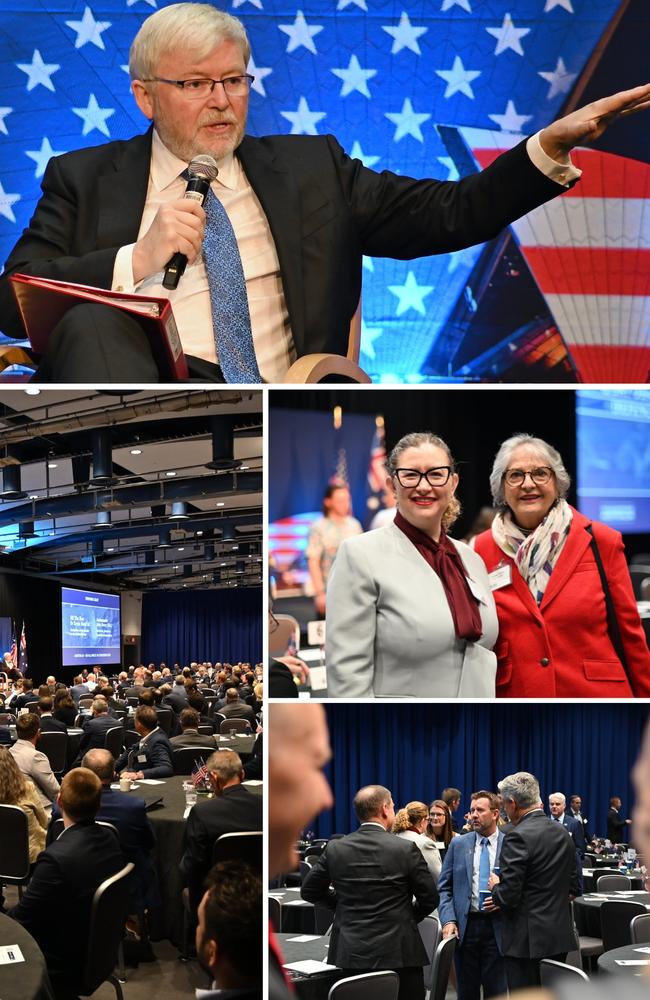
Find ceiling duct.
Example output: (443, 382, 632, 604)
(204, 542, 215, 560)
(205, 417, 239, 471)
(91, 511, 111, 530)
(91, 538, 103, 556)
(221, 523, 236, 542)
(72, 454, 91, 491)
(169, 501, 190, 520)
(158, 529, 171, 548)
(90, 429, 118, 486)
(19, 521, 37, 539)
(0, 463, 27, 500)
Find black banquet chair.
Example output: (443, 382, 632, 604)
(104, 726, 124, 759)
(328, 971, 399, 1000)
(430, 935, 456, 1000)
(0, 804, 31, 897)
(219, 718, 252, 735)
(212, 830, 263, 872)
(37, 730, 68, 775)
(631, 913, 650, 944)
(539, 959, 589, 988)
(172, 746, 216, 776)
(600, 900, 648, 952)
(78, 862, 134, 999)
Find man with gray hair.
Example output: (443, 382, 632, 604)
(485, 772, 578, 991)
(302, 783, 438, 1000)
(1, 3, 647, 383)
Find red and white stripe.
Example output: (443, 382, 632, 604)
(462, 128, 650, 383)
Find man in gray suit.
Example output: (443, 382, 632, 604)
(438, 791, 507, 1000)
(170, 708, 217, 750)
(301, 784, 439, 1000)
(488, 772, 579, 991)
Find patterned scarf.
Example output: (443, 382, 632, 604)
(394, 511, 482, 642)
(491, 498, 573, 605)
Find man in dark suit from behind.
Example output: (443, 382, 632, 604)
(195, 861, 261, 1000)
(9, 766, 124, 999)
(72, 697, 118, 766)
(488, 771, 579, 991)
(163, 676, 191, 714)
(607, 796, 631, 843)
(170, 708, 217, 750)
(115, 705, 173, 779)
(37, 695, 68, 734)
(12, 678, 39, 712)
(301, 784, 439, 1000)
(218, 687, 255, 727)
(180, 749, 262, 911)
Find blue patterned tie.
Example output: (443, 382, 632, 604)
(479, 836, 490, 909)
(203, 188, 262, 383)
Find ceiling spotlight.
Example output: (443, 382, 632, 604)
(177, 546, 185, 552)
(196, 530, 203, 536)
(169, 501, 189, 520)
(47, 462, 57, 470)
(216, 502, 225, 508)
(130, 448, 142, 456)
(29, 494, 38, 500)
(107, 547, 115, 553)
(24, 387, 41, 396)
(19, 521, 37, 539)
(206, 416, 240, 471)
(165, 471, 177, 477)
(0, 465, 27, 500)
(91, 510, 111, 529)
(158, 529, 171, 548)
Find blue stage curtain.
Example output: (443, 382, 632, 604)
(310, 703, 649, 843)
(141, 589, 261, 666)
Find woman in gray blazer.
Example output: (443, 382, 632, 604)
(326, 431, 497, 698)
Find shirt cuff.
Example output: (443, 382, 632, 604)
(526, 131, 582, 188)
(112, 244, 137, 293)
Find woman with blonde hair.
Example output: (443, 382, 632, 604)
(0, 747, 47, 861)
(326, 432, 497, 698)
(394, 800, 442, 882)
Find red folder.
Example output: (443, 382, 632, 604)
(9, 273, 189, 380)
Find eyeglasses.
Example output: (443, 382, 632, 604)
(429, 811, 447, 820)
(393, 467, 453, 488)
(141, 75, 255, 99)
(503, 467, 553, 487)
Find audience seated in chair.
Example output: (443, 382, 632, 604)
(9, 767, 124, 999)
(180, 749, 263, 912)
(9, 712, 60, 813)
(36, 696, 67, 734)
(72, 697, 118, 767)
(218, 687, 256, 727)
(170, 708, 217, 750)
(195, 860, 262, 1000)
(114, 705, 173, 780)
(0, 747, 48, 862)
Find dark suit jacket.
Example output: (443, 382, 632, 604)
(9, 821, 124, 993)
(244, 733, 262, 781)
(301, 823, 439, 969)
(74, 713, 119, 764)
(0, 129, 565, 357)
(219, 701, 256, 726)
(115, 727, 173, 778)
(607, 807, 629, 843)
(169, 730, 217, 750)
(555, 812, 586, 856)
(490, 810, 579, 959)
(268, 660, 298, 698)
(179, 783, 263, 910)
(163, 687, 189, 714)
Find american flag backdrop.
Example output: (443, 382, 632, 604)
(1, 0, 648, 381)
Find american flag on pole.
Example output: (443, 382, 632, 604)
(19, 620, 27, 672)
(191, 757, 209, 788)
(365, 415, 387, 527)
(8, 622, 17, 671)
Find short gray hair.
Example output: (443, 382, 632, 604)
(354, 784, 392, 823)
(129, 3, 251, 80)
(498, 772, 541, 809)
(489, 434, 571, 509)
(549, 791, 566, 805)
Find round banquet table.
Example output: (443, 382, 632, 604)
(598, 943, 650, 978)
(573, 892, 650, 938)
(269, 888, 316, 933)
(0, 914, 55, 1000)
(277, 932, 343, 1000)
(124, 772, 262, 946)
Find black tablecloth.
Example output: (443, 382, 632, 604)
(0, 914, 55, 1000)
(574, 892, 650, 937)
(598, 943, 650, 977)
(277, 932, 343, 1000)
(125, 775, 262, 946)
(269, 889, 316, 933)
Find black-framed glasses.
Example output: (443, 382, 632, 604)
(141, 75, 254, 99)
(393, 467, 453, 488)
(503, 467, 553, 487)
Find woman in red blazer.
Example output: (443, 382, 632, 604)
(473, 433, 650, 698)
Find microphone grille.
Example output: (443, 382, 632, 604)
(188, 154, 219, 182)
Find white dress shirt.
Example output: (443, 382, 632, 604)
(112, 130, 578, 380)
(471, 828, 500, 911)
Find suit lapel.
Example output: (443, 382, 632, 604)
(508, 556, 544, 624)
(237, 136, 306, 353)
(96, 129, 153, 251)
(539, 515, 592, 612)
(465, 832, 476, 886)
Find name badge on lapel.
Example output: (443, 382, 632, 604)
(488, 565, 512, 591)
(137, 753, 148, 765)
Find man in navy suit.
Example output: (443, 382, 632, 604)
(438, 791, 507, 1000)
(37, 695, 67, 733)
(115, 705, 173, 779)
(72, 697, 119, 766)
(9, 766, 124, 998)
(568, 795, 591, 844)
(549, 792, 584, 894)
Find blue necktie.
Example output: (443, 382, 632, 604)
(203, 188, 262, 383)
(479, 836, 490, 909)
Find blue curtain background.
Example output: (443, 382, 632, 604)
(311, 703, 649, 843)
(141, 588, 261, 665)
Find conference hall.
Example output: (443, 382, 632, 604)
(0, 388, 263, 999)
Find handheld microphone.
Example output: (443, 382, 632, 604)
(162, 154, 219, 290)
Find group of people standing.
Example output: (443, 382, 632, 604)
(316, 431, 649, 699)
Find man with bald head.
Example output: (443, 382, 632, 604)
(302, 782, 438, 1000)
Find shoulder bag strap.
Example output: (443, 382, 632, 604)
(585, 524, 630, 683)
